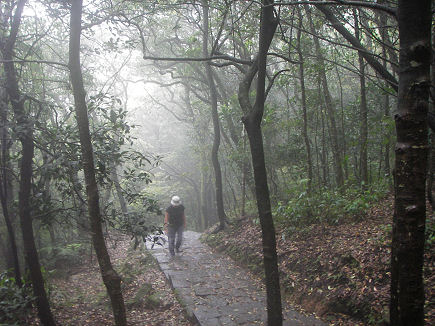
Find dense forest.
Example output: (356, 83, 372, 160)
(0, 0, 433, 325)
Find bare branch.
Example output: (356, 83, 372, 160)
(265, 69, 291, 99)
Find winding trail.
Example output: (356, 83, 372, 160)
(146, 231, 327, 326)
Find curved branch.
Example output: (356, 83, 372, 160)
(314, 3, 398, 91)
(265, 69, 292, 99)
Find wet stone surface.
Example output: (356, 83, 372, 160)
(146, 231, 326, 326)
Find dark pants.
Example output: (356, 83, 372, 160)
(167, 225, 183, 256)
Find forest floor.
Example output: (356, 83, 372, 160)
(202, 195, 435, 325)
(25, 195, 434, 325)
(26, 234, 196, 326)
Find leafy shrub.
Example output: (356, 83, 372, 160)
(426, 217, 435, 249)
(114, 210, 164, 249)
(274, 181, 388, 229)
(40, 242, 86, 269)
(125, 283, 162, 309)
(0, 271, 34, 325)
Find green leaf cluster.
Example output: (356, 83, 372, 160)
(0, 272, 34, 325)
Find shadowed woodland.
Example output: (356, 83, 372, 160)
(0, 0, 433, 325)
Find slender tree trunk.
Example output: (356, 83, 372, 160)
(383, 90, 392, 188)
(238, 1, 282, 324)
(201, 0, 227, 231)
(390, 1, 431, 325)
(241, 129, 247, 217)
(379, 8, 392, 188)
(426, 17, 435, 210)
(200, 152, 208, 230)
(0, 177, 22, 286)
(110, 164, 128, 214)
(296, 8, 312, 194)
(320, 100, 328, 186)
(0, 69, 21, 286)
(306, 5, 343, 188)
(1, 1, 56, 324)
(314, 107, 321, 187)
(354, 9, 368, 188)
(335, 65, 349, 180)
(68, 1, 126, 325)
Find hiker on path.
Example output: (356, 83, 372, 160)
(164, 195, 186, 256)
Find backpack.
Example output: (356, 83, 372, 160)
(166, 205, 184, 227)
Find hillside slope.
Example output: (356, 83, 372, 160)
(202, 197, 434, 325)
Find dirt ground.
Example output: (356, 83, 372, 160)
(27, 234, 195, 326)
(202, 196, 434, 325)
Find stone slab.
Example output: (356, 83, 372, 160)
(146, 230, 327, 326)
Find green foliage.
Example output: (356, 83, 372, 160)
(114, 211, 163, 249)
(40, 242, 86, 270)
(0, 272, 34, 325)
(125, 283, 162, 309)
(274, 181, 388, 230)
(426, 217, 435, 249)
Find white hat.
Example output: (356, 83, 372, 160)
(171, 195, 181, 206)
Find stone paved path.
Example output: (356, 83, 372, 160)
(146, 231, 327, 326)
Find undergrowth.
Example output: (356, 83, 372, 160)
(273, 181, 388, 230)
(0, 271, 34, 325)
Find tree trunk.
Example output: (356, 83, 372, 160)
(0, 67, 21, 286)
(335, 65, 349, 180)
(1, 1, 56, 324)
(354, 9, 368, 188)
(68, 1, 127, 325)
(296, 8, 312, 194)
(320, 95, 328, 186)
(0, 175, 22, 286)
(202, 0, 227, 231)
(390, 1, 431, 325)
(426, 16, 435, 210)
(110, 164, 128, 214)
(306, 5, 344, 188)
(378, 4, 392, 189)
(238, 1, 282, 324)
(200, 152, 208, 229)
(241, 130, 247, 217)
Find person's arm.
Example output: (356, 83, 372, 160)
(164, 211, 169, 232)
(182, 212, 186, 228)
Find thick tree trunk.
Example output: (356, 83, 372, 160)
(1, 1, 56, 325)
(238, 1, 282, 324)
(202, 0, 227, 231)
(306, 6, 344, 188)
(68, 1, 127, 325)
(390, 1, 431, 325)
